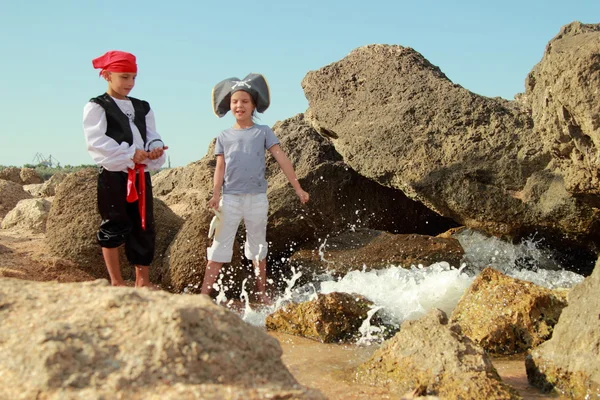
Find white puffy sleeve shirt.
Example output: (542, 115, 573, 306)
(83, 98, 166, 172)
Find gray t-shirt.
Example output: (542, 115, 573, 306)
(215, 124, 280, 194)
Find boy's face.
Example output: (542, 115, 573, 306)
(104, 71, 136, 99)
(230, 90, 255, 122)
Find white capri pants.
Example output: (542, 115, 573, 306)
(207, 193, 269, 263)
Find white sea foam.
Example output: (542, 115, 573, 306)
(237, 229, 585, 332)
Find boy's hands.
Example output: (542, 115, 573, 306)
(133, 149, 148, 164)
(148, 145, 168, 160)
(133, 146, 169, 163)
(208, 193, 220, 210)
(296, 188, 310, 204)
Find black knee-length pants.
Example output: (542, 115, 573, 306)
(96, 168, 155, 266)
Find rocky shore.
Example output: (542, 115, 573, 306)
(1, 21, 600, 399)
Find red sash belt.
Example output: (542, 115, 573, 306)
(126, 163, 146, 230)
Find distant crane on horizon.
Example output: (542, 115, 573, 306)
(32, 153, 61, 168)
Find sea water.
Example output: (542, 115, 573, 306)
(229, 229, 585, 337)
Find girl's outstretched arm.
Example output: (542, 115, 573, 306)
(209, 155, 225, 209)
(269, 145, 309, 204)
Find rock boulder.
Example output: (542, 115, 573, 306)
(301, 23, 600, 258)
(526, 257, 600, 397)
(0, 179, 32, 223)
(0, 278, 322, 400)
(1, 198, 51, 233)
(450, 267, 567, 355)
(266, 292, 383, 343)
(356, 309, 520, 399)
(288, 228, 464, 279)
(20, 167, 44, 184)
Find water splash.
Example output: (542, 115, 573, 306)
(455, 229, 584, 289)
(232, 228, 584, 329)
(318, 239, 334, 264)
(240, 278, 268, 326)
(275, 266, 303, 309)
(214, 273, 228, 305)
(356, 305, 384, 345)
(320, 262, 473, 326)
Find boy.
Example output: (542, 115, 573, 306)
(83, 50, 167, 287)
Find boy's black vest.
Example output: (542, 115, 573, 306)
(90, 93, 150, 145)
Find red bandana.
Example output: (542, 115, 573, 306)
(92, 50, 137, 76)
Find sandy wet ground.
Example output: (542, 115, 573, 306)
(270, 332, 559, 400)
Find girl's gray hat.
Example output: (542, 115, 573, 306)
(212, 73, 270, 118)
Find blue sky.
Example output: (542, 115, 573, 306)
(1, 1, 598, 168)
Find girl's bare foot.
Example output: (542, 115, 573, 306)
(259, 294, 273, 306)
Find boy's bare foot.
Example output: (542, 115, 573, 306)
(110, 280, 127, 287)
(135, 283, 161, 291)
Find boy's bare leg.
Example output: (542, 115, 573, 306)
(135, 266, 153, 288)
(201, 261, 224, 296)
(102, 247, 125, 286)
(254, 258, 271, 305)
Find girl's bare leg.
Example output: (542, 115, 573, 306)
(201, 261, 224, 296)
(254, 258, 271, 304)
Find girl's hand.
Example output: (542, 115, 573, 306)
(296, 188, 309, 204)
(208, 194, 220, 210)
(133, 149, 148, 164)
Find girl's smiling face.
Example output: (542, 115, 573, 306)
(230, 90, 255, 124)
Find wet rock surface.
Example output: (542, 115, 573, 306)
(450, 267, 567, 355)
(289, 228, 464, 280)
(266, 292, 384, 343)
(356, 309, 521, 399)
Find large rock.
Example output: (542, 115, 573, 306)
(0, 167, 23, 184)
(266, 292, 383, 343)
(0, 179, 32, 222)
(22, 183, 44, 197)
(150, 197, 185, 285)
(356, 309, 520, 399)
(0, 278, 322, 400)
(450, 268, 567, 355)
(301, 23, 600, 257)
(153, 149, 215, 219)
(45, 169, 183, 282)
(1, 198, 51, 233)
(266, 114, 457, 258)
(19, 167, 44, 184)
(520, 22, 600, 197)
(39, 171, 68, 197)
(526, 257, 600, 398)
(289, 228, 464, 279)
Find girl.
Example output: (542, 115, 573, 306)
(83, 50, 167, 288)
(202, 73, 309, 304)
